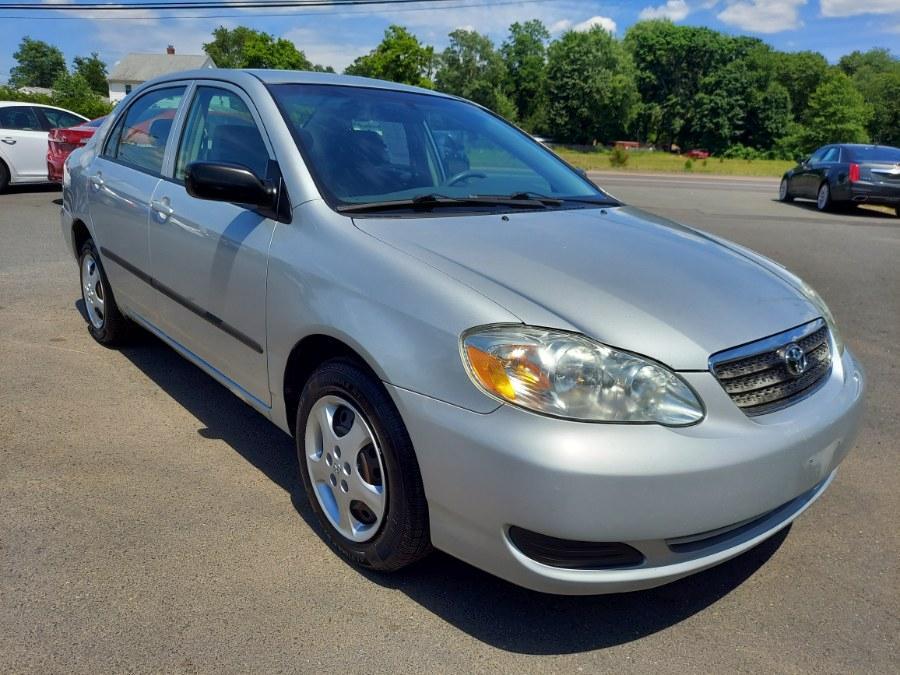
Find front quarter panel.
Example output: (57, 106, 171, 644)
(266, 200, 520, 430)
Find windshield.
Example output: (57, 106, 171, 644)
(269, 84, 612, 212)
(848, 146, 900, 162)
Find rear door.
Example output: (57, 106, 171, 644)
(87, 85, 186, 321)
(0, 105, 48, 181)
(147, 83, 277, 406)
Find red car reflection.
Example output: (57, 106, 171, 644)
(47, 117, 105, 183)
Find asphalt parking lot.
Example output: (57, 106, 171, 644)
(1, 176, 897, 673)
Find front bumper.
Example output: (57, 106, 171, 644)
(388, 347, 865, 594)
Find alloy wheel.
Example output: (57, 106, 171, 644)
(817, 183, 829, 210)
(304, 394, 387, 542)
(81, 253, 106, 329)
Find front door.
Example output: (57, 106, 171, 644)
(148, 84, 277, 407)
(0, 106, 48, 181)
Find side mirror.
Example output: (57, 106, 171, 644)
(185, 161, 276, 208)
(797, 155, 809, 166)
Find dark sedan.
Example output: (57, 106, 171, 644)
(779, 144, 900, 216)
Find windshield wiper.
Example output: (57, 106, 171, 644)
(509, 191, 620, 207)
(336, 193, 554, 214)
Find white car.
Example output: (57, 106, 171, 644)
(0, 102, 87, 191)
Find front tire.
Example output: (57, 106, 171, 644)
(816, 182, 832, 211)
(0, 160, 9, 193)
(296, 358, 431, 571)
(79, 239, 130, 346)
(778, 177, 793, 202)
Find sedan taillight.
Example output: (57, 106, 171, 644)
(849, 163, 860, 182)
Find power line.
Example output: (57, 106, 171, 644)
(0, 0, 552, 20)
(0, 0, 463, 9)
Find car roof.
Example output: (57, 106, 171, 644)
(0, 101, 88, 116)
(140, 68, 455, 100)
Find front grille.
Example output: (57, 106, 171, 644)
(710, 319, 832, 416)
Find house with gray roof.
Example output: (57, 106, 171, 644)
(107, 45, 215, 102)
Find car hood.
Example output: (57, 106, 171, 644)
(353, 205, 818, 370)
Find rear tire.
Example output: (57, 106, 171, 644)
(778, 177, 793, 202)
(296, 358, 431, 572)
(0, 160, 9, 193)
(895, 205, 899, 218)
(78, 239, 131, 346)
(816, 182, 832, 211)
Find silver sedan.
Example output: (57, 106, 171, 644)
(61, 70, 865, 594)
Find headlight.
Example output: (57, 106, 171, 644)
(461, 325, 704, 425)
(793, 278, 844, 355)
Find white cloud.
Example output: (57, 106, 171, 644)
(820, 0, 900, 17)
(639, 1, 691, 21)
(551, 15, 617, 34)
(717, 0, 807, 33)
(573, 15, 618, 32)
(282, 27, 368, 72)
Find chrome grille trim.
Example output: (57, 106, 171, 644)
(709, 319, 832, 416)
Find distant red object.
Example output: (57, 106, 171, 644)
(47, 117, 105, 183)
(614, 140, 640, 150)
(686, 149, 710, 159)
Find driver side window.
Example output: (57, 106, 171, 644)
(175, 87, 270, 181)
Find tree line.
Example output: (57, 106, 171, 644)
(4, 20, 897, 157)
(337, 20, 898, 158)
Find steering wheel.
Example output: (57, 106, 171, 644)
(443, 170, 488, 187)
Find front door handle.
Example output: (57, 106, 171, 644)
(150, 198, 174, 220)
(1, 137, 16, 145)
(89, 174, 104, 191)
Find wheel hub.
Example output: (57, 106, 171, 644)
(304, 395, 386, 542)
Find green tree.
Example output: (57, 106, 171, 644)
(500, 20, 550, 132)
(625, 21, 735, 149)
(203, 26, 328, 71)
(345, 25, 435, 87)
(546, 27, 638, 144)
(435, 29, 515, 118)
(73, 53, 108, 97)
(774, 51, 829, 117)
(839, 48, 900, 146)
(50, 71, 113, 119)
(9, 36, 67, 89)
(799, 70, 871, 150)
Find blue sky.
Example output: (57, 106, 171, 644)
(1, 0, 898, 84)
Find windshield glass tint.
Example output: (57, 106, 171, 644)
(269, 84, 606, 207)
(848, 146, 900, 162)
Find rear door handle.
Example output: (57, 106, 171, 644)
(90, 174, 104, 191)
(150, 198, 174, 220)
(1, 137, 16, 145)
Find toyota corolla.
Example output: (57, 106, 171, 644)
(61, 70, 865, 594)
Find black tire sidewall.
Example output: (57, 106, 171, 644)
(0, 160, 9, 192)
(295, 359, 430, 571)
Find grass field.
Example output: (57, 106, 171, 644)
(554, 148, 793, 177)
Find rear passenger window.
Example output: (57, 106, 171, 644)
(104, 86, 185, 175)
(175, 87, 270, 181)
(40, 109, 85, 130)
(0, 106, 41, 131)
